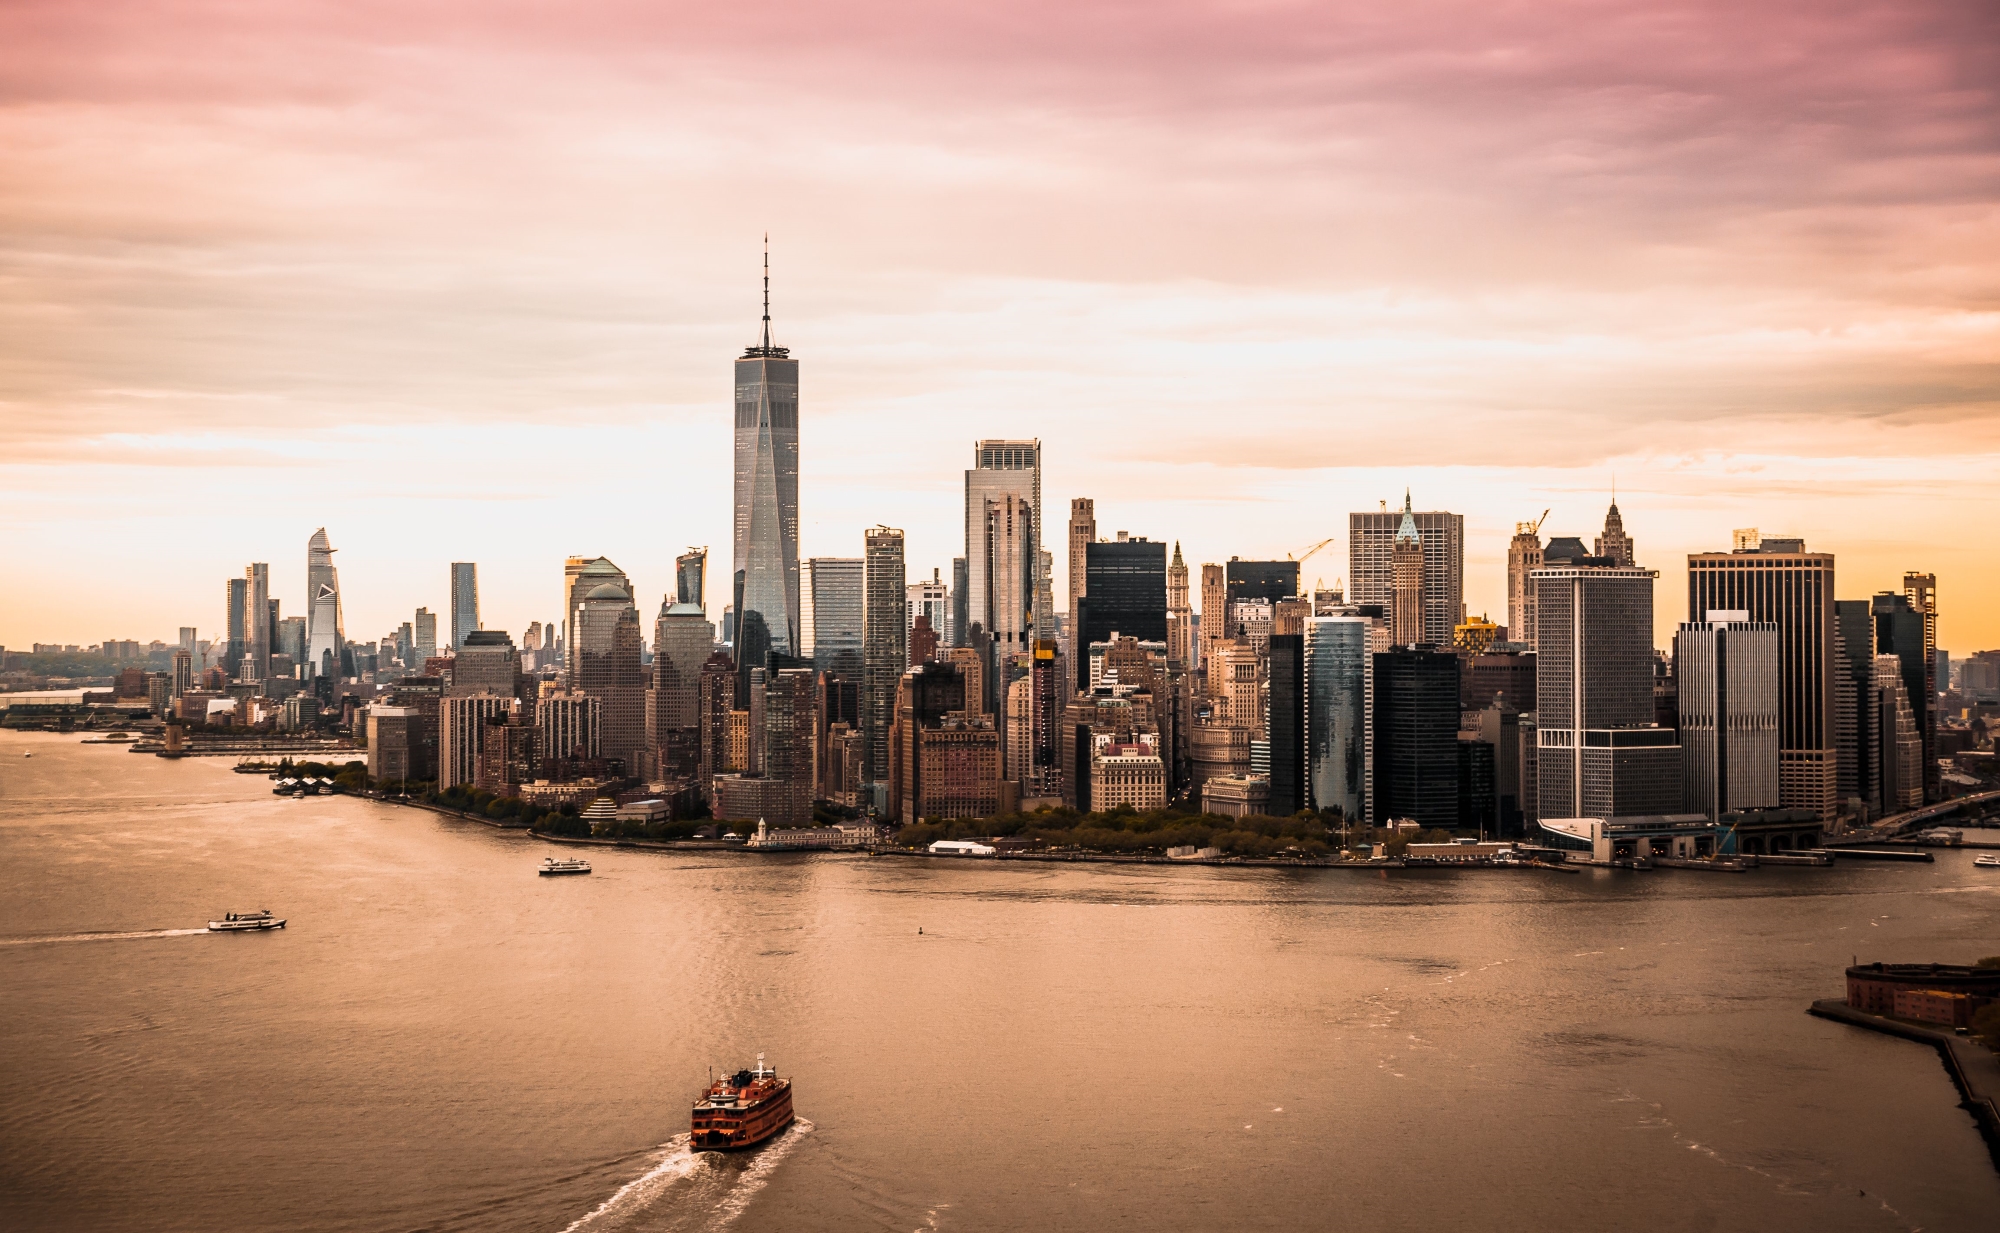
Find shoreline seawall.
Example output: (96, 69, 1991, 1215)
(1809, 998, 2000, 1171)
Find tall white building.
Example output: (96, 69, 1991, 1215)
(963, 439, 1042, 652)
(306, 529, 345, 679)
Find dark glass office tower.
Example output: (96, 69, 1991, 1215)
(1872, 591, 1933, 803)
(1225, 559, 1299, 605)
(733, 249, 801, 657)
(1373, 647, 1461, 829)
(1267, 632, 1305, 816)
(1834, 598, 1875, 807)
(224, 576, 248, 678)
(676, 548, 707, 610)
(1076, 538, 1166, 689)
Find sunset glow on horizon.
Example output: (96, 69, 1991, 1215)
(4, 0, 1997, 650)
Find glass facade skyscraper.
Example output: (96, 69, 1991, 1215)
(807, 557, 866, 677)
(1305, 617, 1369, 820)
(963, 439, 1042, 651)
(1373, 646, 1461, 828)
(306, 528, 345, 680)
(733, 257, 801, 658)
(1078, 538, 1167, 689)
(450, 562, 479, 651)
(676, 548, 708, 611)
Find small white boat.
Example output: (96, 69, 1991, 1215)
(208, 910, 286, 931)
(1974, 855, 2000, 869)
(540, 857, 592, 876)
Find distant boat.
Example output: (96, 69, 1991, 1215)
(208, 910, 286, 932)
(539, 857, 591, 876)
(1975, 855, 2000, 869)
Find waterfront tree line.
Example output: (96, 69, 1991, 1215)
(893, 806, 1457, 859)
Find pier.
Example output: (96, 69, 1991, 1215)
(1809, 999, 2000, 1170)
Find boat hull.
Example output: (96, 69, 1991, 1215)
(208, 920, 285, 931)
(691, 1088, 794, 1152)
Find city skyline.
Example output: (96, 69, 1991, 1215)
(3, 3, 1996, 653)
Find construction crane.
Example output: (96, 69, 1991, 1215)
(1529, 509, 1550, 535)
(1289, 537, 1338, 565)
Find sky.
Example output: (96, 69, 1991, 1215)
(3, 0, 1997, 654)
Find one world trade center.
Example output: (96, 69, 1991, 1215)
(732, 245, 800, 660)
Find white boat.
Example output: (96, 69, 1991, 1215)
(208, 910, 286, 931)
(1974, 855, 2000, 868)
(540, 857, 592, 876)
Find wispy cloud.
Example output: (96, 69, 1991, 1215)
(2, 1, 1997, 646)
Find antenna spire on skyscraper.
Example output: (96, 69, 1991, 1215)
(743, 234, 789, 359)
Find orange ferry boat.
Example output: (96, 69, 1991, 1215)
(690, 1054, 794, 1151)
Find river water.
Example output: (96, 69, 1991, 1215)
(2, 730, 1996, 1232)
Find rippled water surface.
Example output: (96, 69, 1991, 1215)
(3, 730, 1997, 1232)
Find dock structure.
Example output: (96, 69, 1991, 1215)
(1809, 999, 2000, 1170)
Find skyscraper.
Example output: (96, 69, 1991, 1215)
(1267, 631, 1305, 816)
(907, 570, 950, 649)
(1901, 572, 1938, 802)
(1536, 560, 1681, 819)
(1872, 590, 1934, 806)
(1374, 646, 1462, 829)
(1389, 493, 1424, 647)
(1507, 520, 1543, 647)
(449, 630, 521, 698)
(1078, 536, 1167, 690)
(245, 563, 271, 679)
(677, 547, 708, 611)
(976, 492, 1035, 660)
(648, 596, 715, 780)
(1224, 559, 1300, 606)
(1199, 562, 1226, 682)
(450, 563, 479, 651)
(965, 440, 1043, 654)
(305, 529, 345, 680)
(1595, 500, 1635, 567)
(573, 580, 645, 775)
(1686, 537, 1837, 821)
(1833, 597, 1875, 811)
(862, 527, 907, 785)
(807, 557, 866, 677)
(1305, 616, 1370, 820)
(762, 668, 819, 827)
(1871, 655, 1924, 812)
(1675, 612, 1780, 821)
(733, 250, 801, 658)
(224, 577, 248, 678)
(414, 607, 438, 664)
(563, 557, 631, 684)
(1166, 543, 1192, 669)
(1349, 497, 1463, 647)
